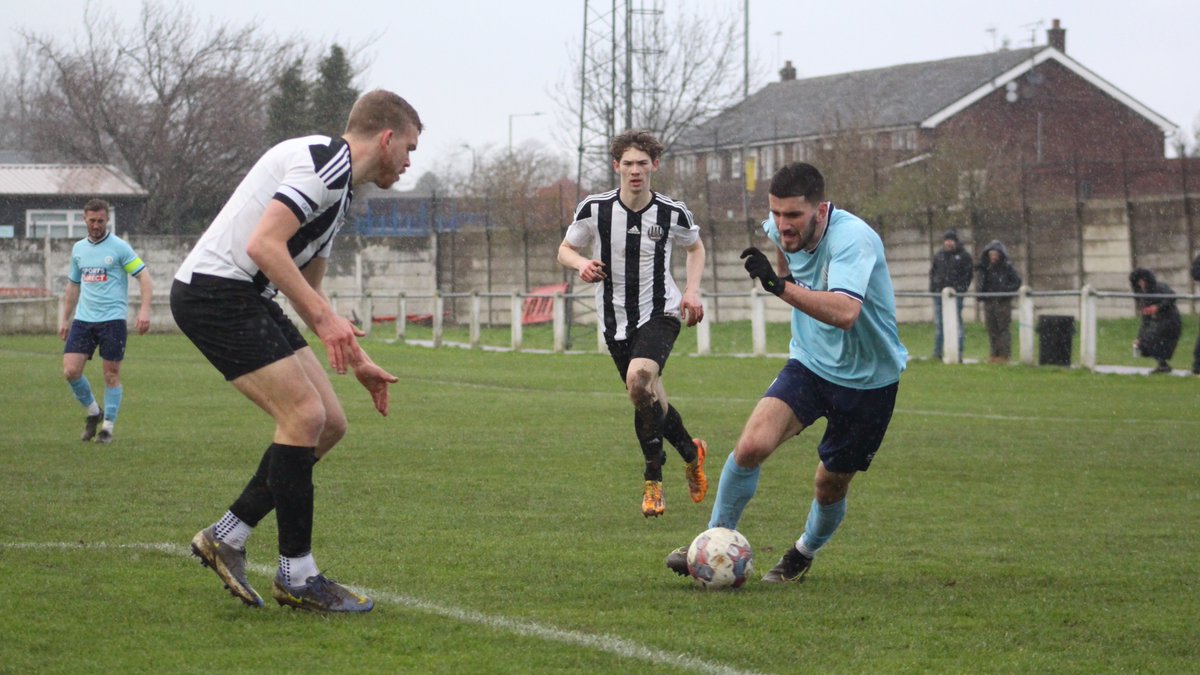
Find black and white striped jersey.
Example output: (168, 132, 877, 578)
(175, 135, 353, 297)
(566, 190, 701, 341)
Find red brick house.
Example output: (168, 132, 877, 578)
(669, 20, 1184, 214)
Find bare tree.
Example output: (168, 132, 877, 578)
(556, 1, 748, 190)
(10, 2, 297, 232)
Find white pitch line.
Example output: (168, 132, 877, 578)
(0, 541, 765, 675)
(403, 376, 1200, 427)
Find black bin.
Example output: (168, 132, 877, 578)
(1037, 315, 1075, 366)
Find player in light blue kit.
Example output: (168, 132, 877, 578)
(59, 199, 152, 444)
(667, 163, 907, 583)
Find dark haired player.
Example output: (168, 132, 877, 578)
(667, 162, 907, 583)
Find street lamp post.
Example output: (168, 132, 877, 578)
(508, 111, 545, 153)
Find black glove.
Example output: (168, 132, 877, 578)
(741, 247, 786, 296)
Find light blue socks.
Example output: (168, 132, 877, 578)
(707, 453, 761, 529)
(797, 498, 847, 556)
(104, 385, 123, 423)
(69, 376, 96, 409)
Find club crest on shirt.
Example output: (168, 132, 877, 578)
(645, 224, 664, 241)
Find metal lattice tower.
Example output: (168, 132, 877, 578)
(574, 0, 663, 197)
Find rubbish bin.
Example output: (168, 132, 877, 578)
(1037, 315, 1074, 366)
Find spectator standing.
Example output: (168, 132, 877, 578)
(1130, 268, 1182, 374)
(928, 229, 973, 361)
(977, 241, 1021, 363)
(1190, 255, 1200, 375)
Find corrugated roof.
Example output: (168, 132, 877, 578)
(0, 164, 148, 196)
(676, 48, 1045, 150)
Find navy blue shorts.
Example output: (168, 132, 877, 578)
(64, 319, 128, 362)
(607, 315, 681, 381)
(764, 359, 898, 473)
(170, 274, 308, 381)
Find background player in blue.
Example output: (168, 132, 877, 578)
(667, 162, 907, 583)
(59, 199, 152, 444)
(173, 89, 419, 613)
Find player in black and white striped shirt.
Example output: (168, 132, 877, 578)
(173, 89, 421, 613)
(558, 130, 709, 518)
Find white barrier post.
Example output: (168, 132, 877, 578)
(696, 295, 711, 356)
(469, 292, 481, 349)
(362, 293, 373, 338)
(395, 293, 407, 343)
(751, 288, 767, 357)
(552, 291, 566, 353)
(1079, 285, 1097, 370)
(941, 287, 960, 364)
(510, 292, 523, 351)
(432, 291, 444, 349)
(1018, 286, 1035, 365)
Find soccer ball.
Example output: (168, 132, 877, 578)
(687, 527, 754, 589)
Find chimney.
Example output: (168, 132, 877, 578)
(1047, 18, 1066, 52)
(779, 60, 796, 81)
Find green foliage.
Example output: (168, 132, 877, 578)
(309, 45, 359, 137)
(266, 60, 311, 145)
(266, 44, 360, 143)
(2, 335, 1197, 672)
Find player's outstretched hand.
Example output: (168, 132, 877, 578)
(740, 247, 785, 296)
(353, 359, 398, 416)
(315, 311, 365, 375)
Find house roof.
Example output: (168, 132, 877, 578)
(0, 164, 148, 196)
(674, 47, 1177, 151)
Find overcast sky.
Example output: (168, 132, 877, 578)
(3, 0, 1197, 190)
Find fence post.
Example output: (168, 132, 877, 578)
(362, 293, 373, 338)
(552, 291, 566, 353)
(1079, 285, 1097, 370)
(1018, 286, 1035, 365)
(941, 287, 960, 364)
(432, 291, 444, 349)
(751, 288, 767, 357)
(696, 295, 711, 356)
(469, 291, 481, 349)
(510, 292, 523, 352)
(396, 293, 407, 343)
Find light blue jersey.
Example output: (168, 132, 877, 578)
(764, 205, 907, 389)
(68, 232, 146, 322)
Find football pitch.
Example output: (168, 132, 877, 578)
(1, 332, 1197, 673)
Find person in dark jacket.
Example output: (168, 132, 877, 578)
(1190, 255, 1200, 374)
(1130, 268, 1182, 374)
(929, 229, 973, 360)
(977, 240, 1022, 363)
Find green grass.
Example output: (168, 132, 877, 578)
(1, 334, 1198, 673)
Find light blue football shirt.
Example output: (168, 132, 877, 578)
(68, 232, 146, 323)
(764, 205, 907, 389)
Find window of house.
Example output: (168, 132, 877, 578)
(730, 150, 742, 179)
(956, 170, 988, 203)
(891, 130, 917, 150)
(675, 155, 696, 178)
(705, 153, 721, 181)
(759, 146, 777, 178)
(26, 210, 114, 239)
(792, 142, 805, 162)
